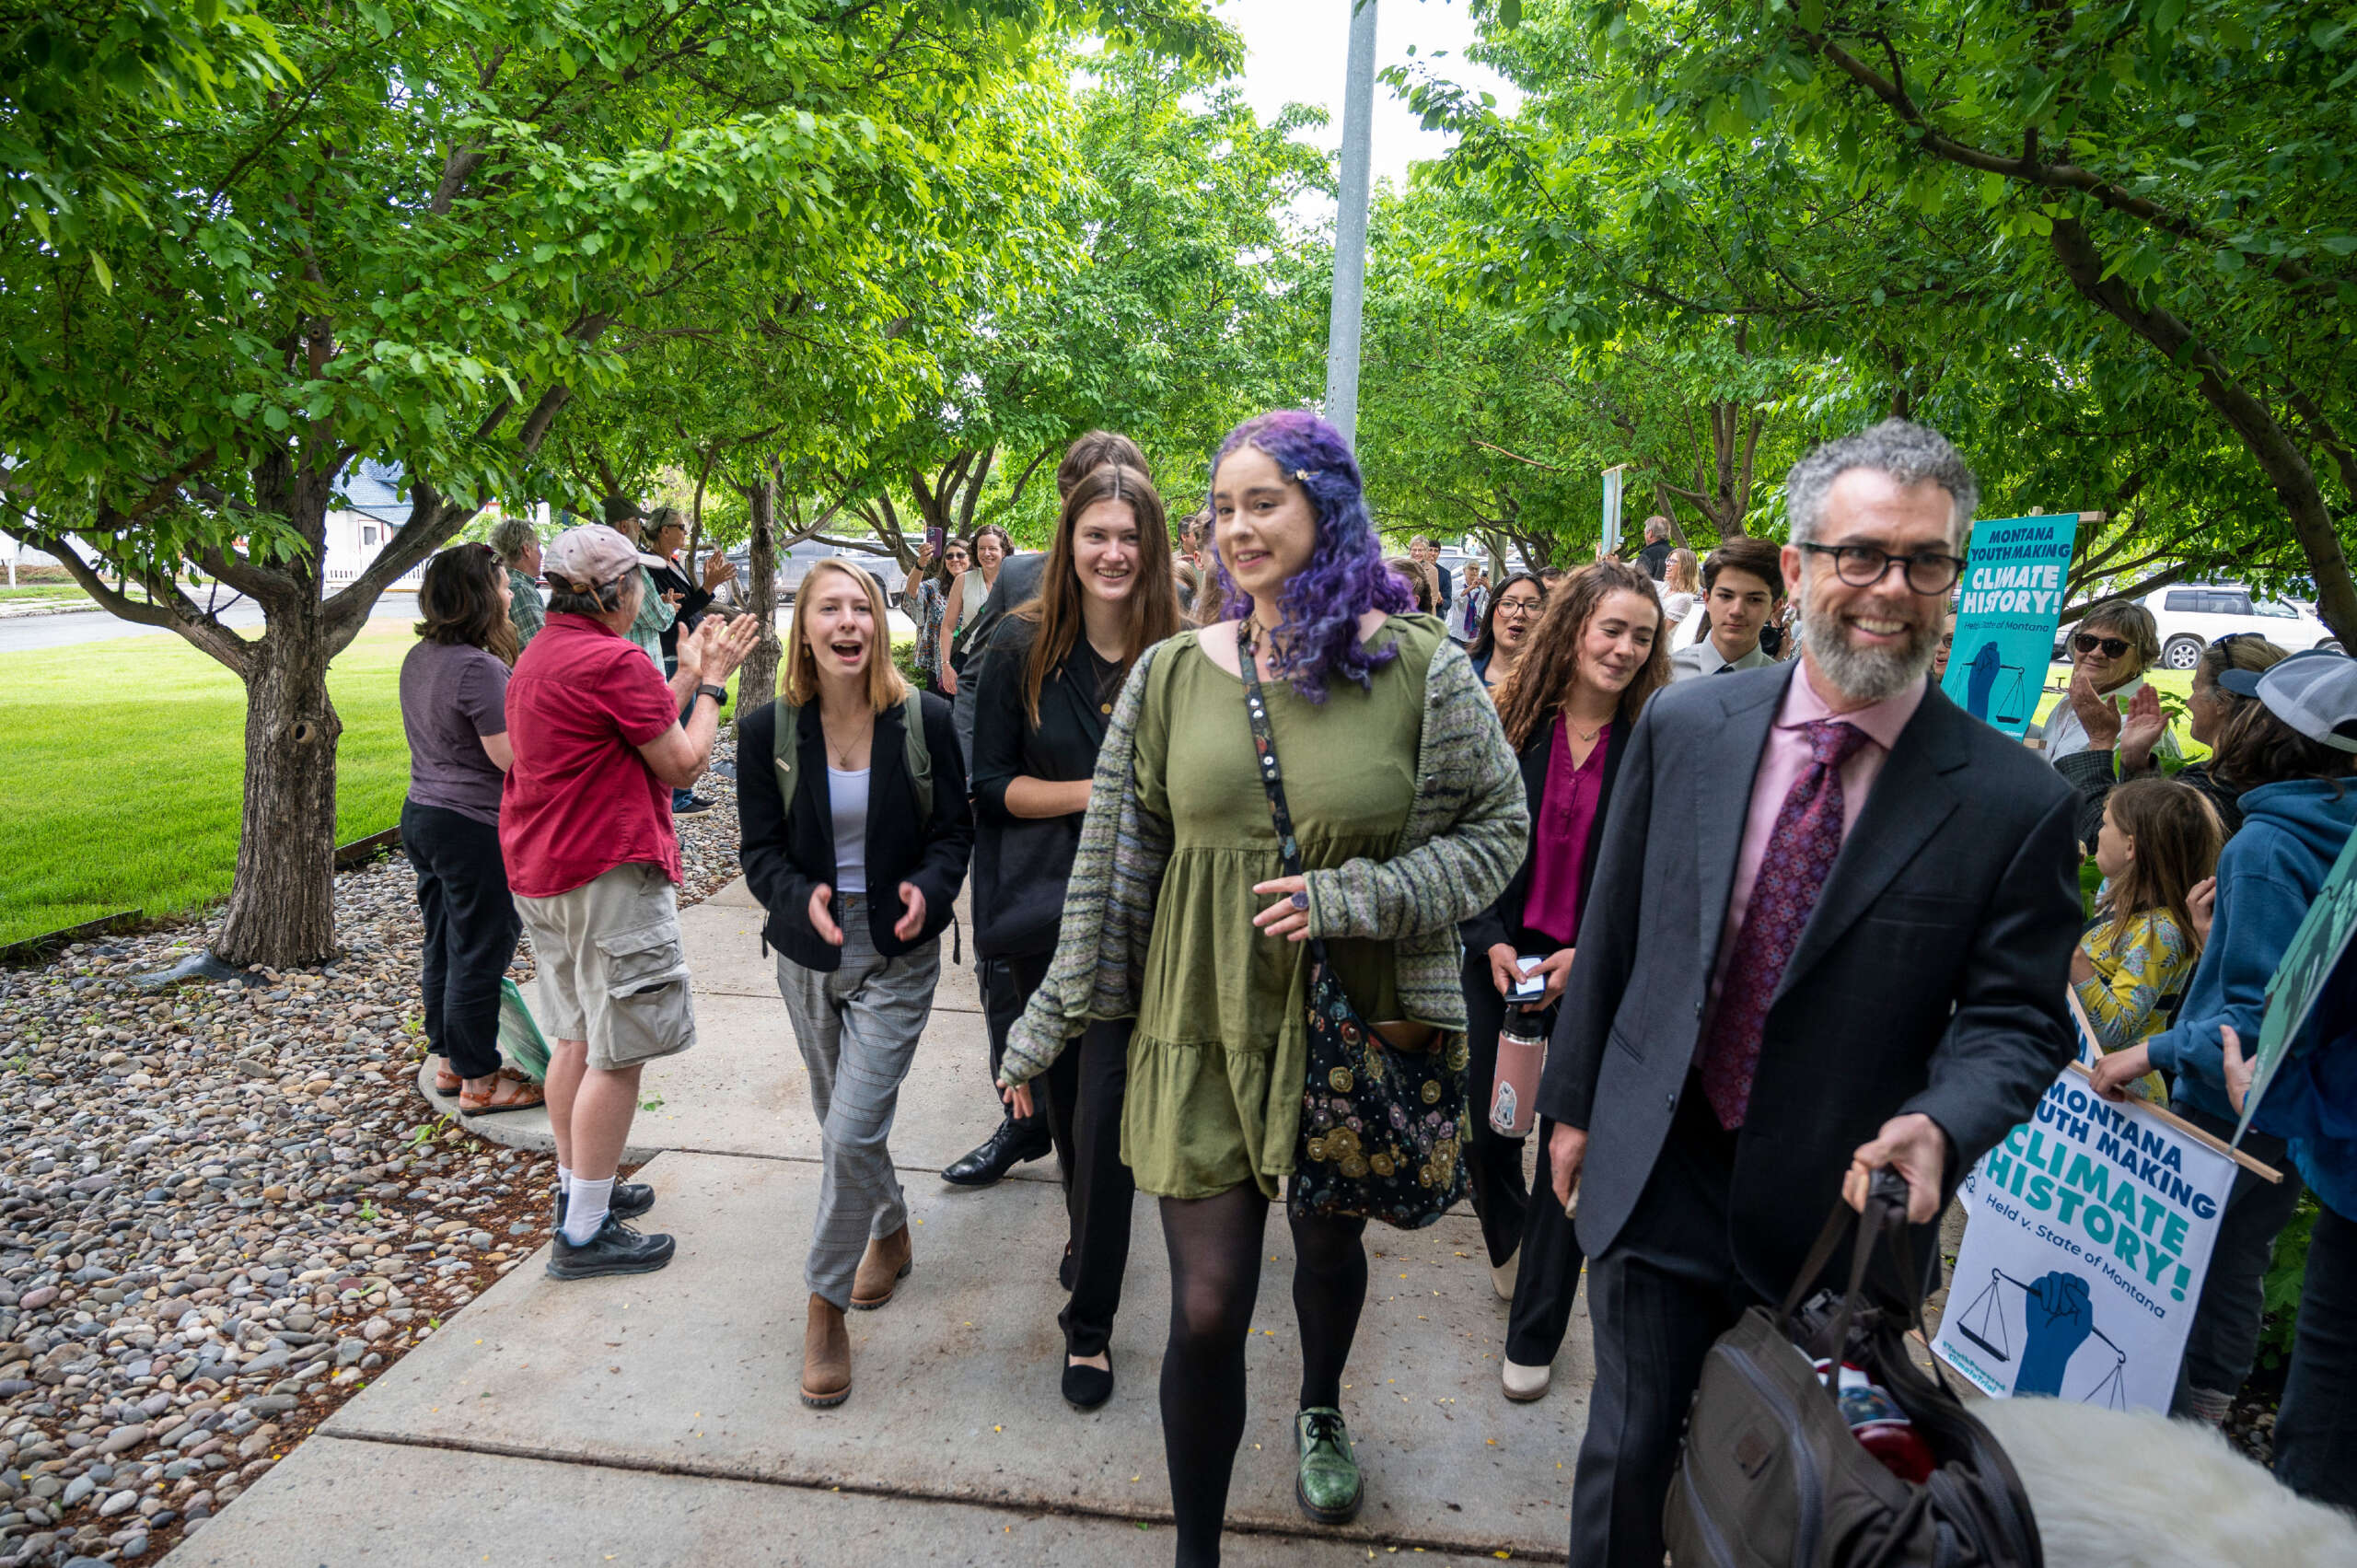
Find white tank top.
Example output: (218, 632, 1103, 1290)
(828, 766, 870, 895)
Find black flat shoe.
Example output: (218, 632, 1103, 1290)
(940, 1115, 1052, 1187)
(1062, 1357, 1114, 1411)
(553, 1181, 655, 1226)
(545, 1214, 676, 1280)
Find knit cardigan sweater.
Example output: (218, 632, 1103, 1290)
(1000, 621, 1529, 1086)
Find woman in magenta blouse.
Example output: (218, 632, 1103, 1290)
(1457, 560, 1669, 1402)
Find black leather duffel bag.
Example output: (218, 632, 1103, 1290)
(1666, 1170, 2041, 1568)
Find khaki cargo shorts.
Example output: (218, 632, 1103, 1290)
(513, 862, 696, 1071)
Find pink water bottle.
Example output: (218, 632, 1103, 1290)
(1489, 1009, 1547, 1136)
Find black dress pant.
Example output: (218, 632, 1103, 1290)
(1461, 949, 1529, 1267)
(1570, 1082, 1759, 1568)
(980, 952, 1052, 1134)
(1505, 1117, 1587, 1367)
(401, 799, 521, 1083)
(1462, 952, 1585, 1365)
(1042, 1017, 1135, 1356)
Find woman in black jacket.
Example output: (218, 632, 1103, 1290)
(1458, 561, 1668, 1402)
(737, 560, 973, 1411)
(972, 462, 1180, 1408)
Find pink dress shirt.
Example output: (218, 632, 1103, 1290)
(1701, 662, 1928, 1029)
(1522, 719, 1611, 948)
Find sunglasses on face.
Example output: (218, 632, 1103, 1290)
(2073, 633, 2131, 658)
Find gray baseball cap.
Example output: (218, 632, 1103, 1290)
(542, 524, 665, 593)
(2218, 648, 2357, 753)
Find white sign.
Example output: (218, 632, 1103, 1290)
(1932, 1067, 2235, 1412)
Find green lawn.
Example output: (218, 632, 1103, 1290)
(0, 623, 417, 947)
(0, 584, 95, 603)
(0, 616, 788, 948)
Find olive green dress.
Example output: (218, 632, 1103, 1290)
(1125, 618, 1443, 1200)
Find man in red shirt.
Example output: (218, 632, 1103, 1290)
(503, 524, 758, 1278)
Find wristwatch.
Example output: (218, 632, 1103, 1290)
(695, 683, 728, 710)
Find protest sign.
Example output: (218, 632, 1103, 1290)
(1933, 1064, 2235, 1412)
(1942, 513, 2084, 738)
(1599, 464, 1627, 558)
(2237, 822, 2357, 1143)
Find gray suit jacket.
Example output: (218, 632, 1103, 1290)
(1536, 662, 2081, 1300)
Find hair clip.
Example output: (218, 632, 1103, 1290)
(1295, 469, 1320, 483)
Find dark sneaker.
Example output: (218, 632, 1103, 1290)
(554, 1182, 656, 1229)
(673, 795, 715, 819)
(545, 1214, 676, 1280)
(1295, 1407, 1364, 1525)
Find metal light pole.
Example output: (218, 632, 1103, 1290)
(1324, 0, 1378, 451)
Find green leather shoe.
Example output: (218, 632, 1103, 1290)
(1295, 1406, 1364, 1525)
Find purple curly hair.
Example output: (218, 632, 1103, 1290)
(1208, 410, 1413, 702)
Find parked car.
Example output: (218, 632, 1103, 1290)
(723, 539, 911, 606)
(2058, 582, 2341, 668)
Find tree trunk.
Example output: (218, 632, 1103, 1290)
(213, 589, 343, 969)
(737, 472, 784, 712)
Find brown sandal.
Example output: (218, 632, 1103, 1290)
(431, 1056, 463, 1096)
(459, 1066, 545, 1117)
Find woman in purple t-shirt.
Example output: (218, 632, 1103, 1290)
(1457, 560, 1668, 1400)
(400, 544, 543, 1116)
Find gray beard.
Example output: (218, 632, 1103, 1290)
(1798, 608, 1941, 704)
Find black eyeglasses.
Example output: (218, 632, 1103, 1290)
(1494, 596, 1543, 618)
(2212, 632, 2258, 649)
(1796, 542, 1966, 594)
(2073, 633, 2131, 658)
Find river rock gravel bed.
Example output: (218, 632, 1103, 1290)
(0, 740, 742, 1565)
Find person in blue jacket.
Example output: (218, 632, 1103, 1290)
(2217, 937, 2357, 1509)
(2094, 650, 2357, 1432)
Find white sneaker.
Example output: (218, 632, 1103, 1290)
(1490, 1249, 1520, 1302)
(1502, 1359, 1551, 1402)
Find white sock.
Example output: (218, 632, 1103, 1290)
(556, 1164, 573, 1202)
(563, 1176, 612, 1245)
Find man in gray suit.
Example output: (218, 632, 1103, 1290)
(1536, 421, 2081, 1568)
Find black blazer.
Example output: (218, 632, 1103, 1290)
(1461, 713, 1626, 958)
(736, 691, 973, 971)
(969, 617, 1113, 960)
(1537, 665, 2081, 1302)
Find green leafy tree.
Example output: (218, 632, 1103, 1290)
(1456, 0, 2357, 640)
(841, 42, 1329, 552)
(0, 0, 1164, 966)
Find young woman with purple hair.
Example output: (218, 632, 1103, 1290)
(993, 411, 1527, 1563)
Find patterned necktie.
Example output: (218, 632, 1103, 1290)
(1698, 719, 1872, 1130)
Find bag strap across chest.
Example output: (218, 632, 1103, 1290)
(772, 691, 932, 822)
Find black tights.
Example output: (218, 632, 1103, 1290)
(1158, 1186, 1368, 1566)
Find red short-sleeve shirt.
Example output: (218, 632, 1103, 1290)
(500, 613, 682, 898)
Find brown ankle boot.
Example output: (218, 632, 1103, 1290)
(850, 1223, 912, 1310)
(801, 1294, 851, 1408)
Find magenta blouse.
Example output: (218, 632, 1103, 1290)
(1521, 718, 1611, 948)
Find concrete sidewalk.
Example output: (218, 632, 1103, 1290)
(173, 877, 1593, 1566)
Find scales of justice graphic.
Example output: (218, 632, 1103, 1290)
(1953, 1266, 2131, 1410)
(1961, 640, 2035, 727)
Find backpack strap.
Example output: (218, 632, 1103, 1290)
(772, 692, 802, 819)
(900, 691, 933, 822)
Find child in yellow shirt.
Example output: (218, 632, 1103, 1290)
(2071, 776, 2223, 1104)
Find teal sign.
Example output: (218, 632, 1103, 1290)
(1944, 514, 2081, 738)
